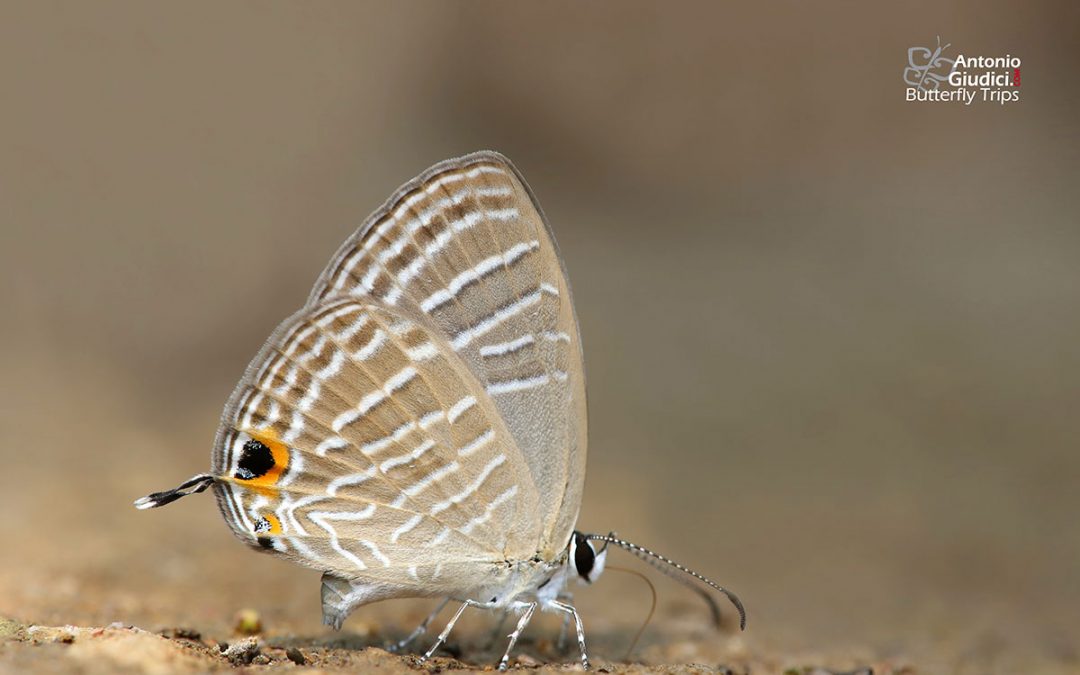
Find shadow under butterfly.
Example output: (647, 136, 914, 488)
(136, 151, 745, 669)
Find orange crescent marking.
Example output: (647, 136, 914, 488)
(235, 429, 290, 497)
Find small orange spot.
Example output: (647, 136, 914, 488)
(262, 513, 283, 535)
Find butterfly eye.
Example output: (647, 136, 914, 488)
(573, 532, 596, 581)
(235, 439, 275, 480)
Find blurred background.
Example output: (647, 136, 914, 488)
(1, 2, 1077, 673)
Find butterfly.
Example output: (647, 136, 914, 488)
(136, 151, 744, 669)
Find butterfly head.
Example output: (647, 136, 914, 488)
(570, 531, 607, 584)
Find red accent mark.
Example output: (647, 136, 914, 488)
(1013, 68, 1021, 87)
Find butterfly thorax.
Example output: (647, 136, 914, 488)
(472, 553, 570, 608)
(464, 533, 605, 609)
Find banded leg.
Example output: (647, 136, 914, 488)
(555, 591, 573, 652)
(420, 599, 482, 663)
(388, 598, 449, 653)
(549, 600, 589, 670)
(498, 602, 537, 671)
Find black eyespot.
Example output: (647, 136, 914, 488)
(574, 532, 595, 580)
(236, 439, 274, 480)
(256, 537, 274, 549)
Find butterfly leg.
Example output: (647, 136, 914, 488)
(498, 601, 537, 671)
(419, 599, 482, 664)
(555, 591, 573, 652)
(549, 599, 589, 670)
(388, 598, 449, 653)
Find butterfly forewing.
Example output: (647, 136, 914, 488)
(212, 297, 543, 578)
(307, 152, 587, 558)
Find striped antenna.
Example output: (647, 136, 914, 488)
(585, 532, 746, 630)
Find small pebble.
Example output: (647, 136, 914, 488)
(160, 627, 202, 642)
(286, 647, 306, 665)
(223, 637, 261, 665)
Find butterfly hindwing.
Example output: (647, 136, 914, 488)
(211, 298, 543, 583)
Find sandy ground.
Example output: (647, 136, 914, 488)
(1, 354, 1076, 674)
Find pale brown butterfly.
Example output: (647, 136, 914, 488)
(136, 151, 744, 669)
